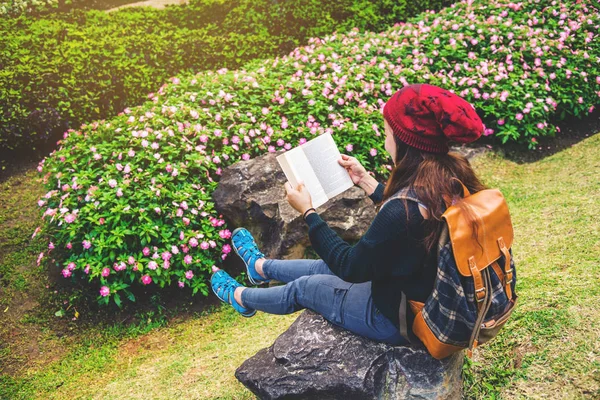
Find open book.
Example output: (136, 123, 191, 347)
(276, 133, 354, 209)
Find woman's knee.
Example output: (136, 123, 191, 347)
(308, 259, 334, 276)
(286, 274, 332, 309)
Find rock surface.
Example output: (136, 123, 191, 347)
(212, 150, 376, 260)
(236, 310, 464, 399)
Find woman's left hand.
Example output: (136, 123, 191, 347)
(284, 180, 313, 214)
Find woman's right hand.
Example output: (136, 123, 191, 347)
(338, 154, 368, 185)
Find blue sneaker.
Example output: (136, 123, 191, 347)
(231, 227, 270, 286)
(211, 269, 256, 317)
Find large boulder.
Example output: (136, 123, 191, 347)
(235, 310, 464, 399)
(212, 150, 377, 260)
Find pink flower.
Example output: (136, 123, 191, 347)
(219, 229, 232, 239)
(128, 256, 135, 265)
(84, 264, 90, 274)
(242, 153, 250, 161)
(209, 240, 216, 248)
(497, 119, 505, 126)
(141, 275, 152, 285)
(537, 123, 545, 129)
(183, 217, 190, 226)
(66, 242, 72, 249)
(184, 255, 193, 264)
(82, 240, 91, 250)
(162, 251, 172, 261)
(108, 179, 117, 188)
(515, 113, 524, 121)
(262, 107, 269, 115)
(178, 281, 185, 288)
(345, 144, 353, 152)
(99, 217, 105, 225)
(100, 286, 110, 297)
(114, 262, 126, 272)
(67, 262, 76, 271)
(142, 247, 150, 256)
(185, 270, 194, 279)
(484, 128, 494, 136)
(102, 267, 110, 277)
(163, 260, 170, 269)
(65, 214, 76, 223)
(48, 242, 55, 250)
(369, 148, 377, 157)
(148, 261, 158, 270)
(222, 244, 231, 254)
(62, 269, 72, 278)
(171, 245, 179, 255)
(200, 241, 209, 250)
(189, 237, 198, 247)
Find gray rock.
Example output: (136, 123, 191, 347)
(236, 310, 464, 400)
(212, 150, 376, 260)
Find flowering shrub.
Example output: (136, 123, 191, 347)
(0, 0, 56, 17)
(38, 0, 600, 305)
(0, 0, 451, 154)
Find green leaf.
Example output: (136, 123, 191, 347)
(113, 293, 122, 308)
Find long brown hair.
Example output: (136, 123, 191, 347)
(375, 133, 487, 253)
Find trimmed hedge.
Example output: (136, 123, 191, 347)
(0, 0, 452, 154)
(37, 0, 600, 305)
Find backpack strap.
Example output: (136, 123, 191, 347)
(378, 186, 426, 211)
(385, 186, 425, 344)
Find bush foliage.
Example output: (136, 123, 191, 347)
(38, 0, 600, 305)
(0, 0, 452, 154)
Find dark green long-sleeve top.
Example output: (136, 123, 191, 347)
(304, 181, 437, 329)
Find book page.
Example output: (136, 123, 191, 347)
(276, 148, 329, 209)
(301, 133, 354, 200)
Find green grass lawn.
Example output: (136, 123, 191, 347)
(1, 132, 599, 399)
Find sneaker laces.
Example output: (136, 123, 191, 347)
(236, 235, 265, 259)
(214, 277, 238, 305)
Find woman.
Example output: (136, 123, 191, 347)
(210, 83, 487, 346)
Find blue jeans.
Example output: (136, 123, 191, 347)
(240, 258, 409, 346)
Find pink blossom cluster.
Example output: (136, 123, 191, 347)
(36, 0, 600, 303)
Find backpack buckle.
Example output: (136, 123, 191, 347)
(475, 287, 486, 302)
(504, 270, 514, 286)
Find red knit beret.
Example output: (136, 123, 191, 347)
(383, 83, 484, 154)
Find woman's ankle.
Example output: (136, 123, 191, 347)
(234, 287, 246, 307)
(255, 258, 268, 279)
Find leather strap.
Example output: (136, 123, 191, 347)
(497, 237, 513, 300)
(469, 256, 486, 305)
(398, 292, 411, 343)
(469, 268, 493, 349)
(491, 261, 505, 286)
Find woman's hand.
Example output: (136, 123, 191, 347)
(284, 180, 313, 214)
(338, 154, 368, 185)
